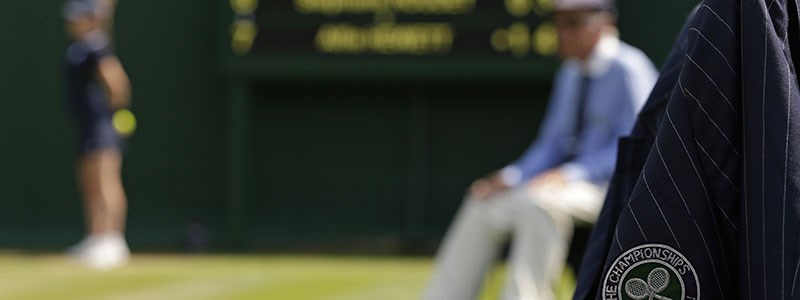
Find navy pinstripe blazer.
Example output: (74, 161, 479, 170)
(573, 0, 800, 299)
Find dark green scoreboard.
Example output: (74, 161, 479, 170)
(221, 0, 561, 81)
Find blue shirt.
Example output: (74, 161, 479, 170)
(503, 36, 658, 185)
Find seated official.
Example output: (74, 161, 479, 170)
(423, 0, 657, 299)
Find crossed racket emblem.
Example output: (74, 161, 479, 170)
(624, 267, 673, 300)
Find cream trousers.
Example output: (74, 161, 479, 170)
(424, 181, 606, 300)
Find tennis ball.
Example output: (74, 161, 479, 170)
(113, 109, 137, 137)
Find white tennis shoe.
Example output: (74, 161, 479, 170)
(69, 234, 130, 270)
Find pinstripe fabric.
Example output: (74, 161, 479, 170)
(573, 0, 800, 299)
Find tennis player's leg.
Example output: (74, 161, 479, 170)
(72, 148, 129, 269)
(77, 151, 104, 238)
(98, 148, 127, 235)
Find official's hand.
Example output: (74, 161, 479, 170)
(468, 172, 509, 200)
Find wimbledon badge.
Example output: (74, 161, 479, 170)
(603, 244, 700, 300)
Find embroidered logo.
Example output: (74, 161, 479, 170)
(603, 244, 699, 300)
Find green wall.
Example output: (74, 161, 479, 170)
(243, 83, 548, 249)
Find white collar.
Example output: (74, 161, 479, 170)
(567, 34, 620, 78)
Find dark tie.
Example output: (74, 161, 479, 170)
(569, 75, 591, 158)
